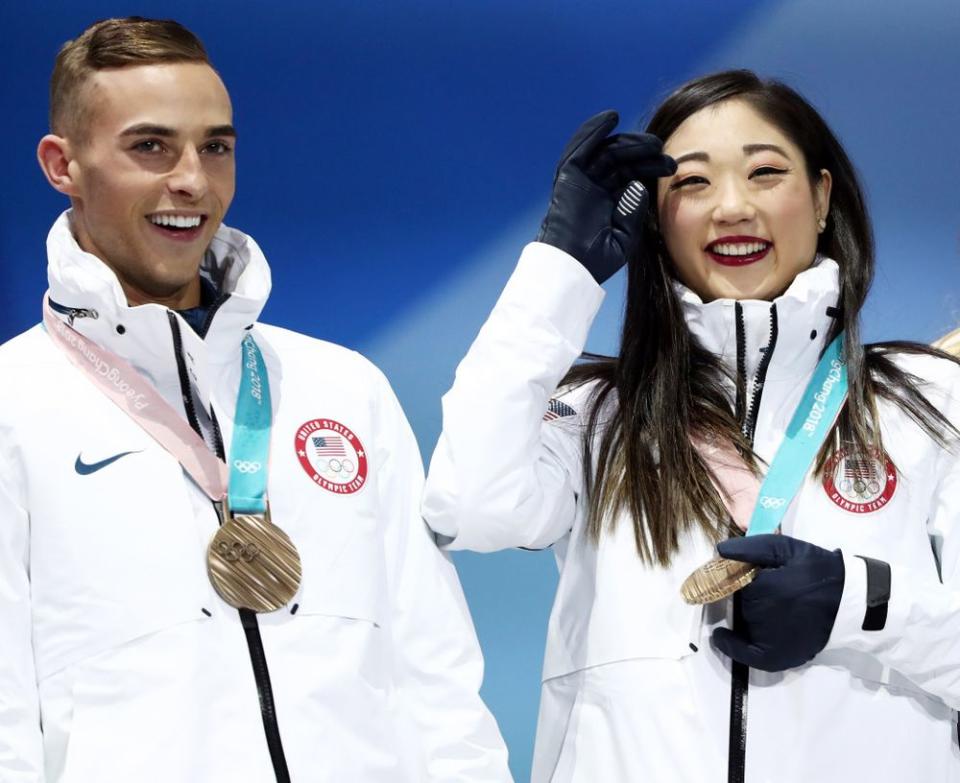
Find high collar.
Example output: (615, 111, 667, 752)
(675, 258, 842, 386)
(44, 210, 272, 409)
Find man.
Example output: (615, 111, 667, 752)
(0, 17, 510, 782)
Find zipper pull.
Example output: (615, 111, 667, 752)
(48, 299, 99, 326)
(66, 308, 99, 326)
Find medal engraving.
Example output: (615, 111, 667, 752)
(680, 556, 757, 605)
(207, 507, 302, 612)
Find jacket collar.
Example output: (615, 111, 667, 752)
(45, 210, 272, 408)
(675, 257, 842, 385)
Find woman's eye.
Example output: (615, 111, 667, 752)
(670, 175, 708, 191)
(751, 166, 788, 178)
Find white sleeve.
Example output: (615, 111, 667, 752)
(0, 451, 44, 780)
(826, 369, 960, 709)
(422, 243, 605, 552)
(373, 368, 512, 782)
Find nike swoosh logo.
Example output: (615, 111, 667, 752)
(75, 450, 142, 475)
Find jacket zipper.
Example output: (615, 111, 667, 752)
(168, 313, 292, 783)
(47, 299, 99, 326)
(727, 302, 779, 783)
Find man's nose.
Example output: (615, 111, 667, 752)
(166, 146, 207, 200)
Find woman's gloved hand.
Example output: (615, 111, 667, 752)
(711, 534, 845, 672)
(536, 110, 676, 284)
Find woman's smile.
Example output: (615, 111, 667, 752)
(704, 235, 773, 266)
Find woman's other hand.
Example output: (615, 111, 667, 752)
(711, 534, 845, 671)
(537, 110, 676, 284)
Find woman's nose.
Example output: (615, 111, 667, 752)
(712, 178, 756, 225)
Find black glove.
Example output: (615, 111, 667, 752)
(537, 110, 676, 284)
(711, 534, 845, 672)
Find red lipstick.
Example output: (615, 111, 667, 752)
(705, 235, 772, 267)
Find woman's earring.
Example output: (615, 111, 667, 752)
(817, 215, 827, 232)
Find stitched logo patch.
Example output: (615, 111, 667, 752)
(294, 419, 368, 495)
(75, 450, 141, 475)
(822, 448, 897, 514)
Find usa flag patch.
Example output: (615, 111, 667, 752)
(295, 419, 368, 495)
(822, 448, 897, 514)
(543, 398, 577, 422)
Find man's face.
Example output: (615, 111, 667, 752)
(65, 62, 235, 305)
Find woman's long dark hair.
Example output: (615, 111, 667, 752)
(565, 70, 959, 566)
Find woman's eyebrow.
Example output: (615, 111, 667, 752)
(673, 151, 709, 165)
(743, 143, 790, 158)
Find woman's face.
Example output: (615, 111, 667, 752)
(656, 99, 831, 302)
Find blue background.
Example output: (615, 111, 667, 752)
(3, 1, 959, 778)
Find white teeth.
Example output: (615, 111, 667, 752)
(149, 214, 202, 229)
(711, 241, 768, 256)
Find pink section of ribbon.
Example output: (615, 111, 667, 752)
(693, 435, 760, 533)
(43, 297, 228, 501)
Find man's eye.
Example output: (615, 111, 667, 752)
(133, 140, 164, 153)
(670, 175, 708, 191)
(203, 141, 233, 155)
(751, 166, 788, 177)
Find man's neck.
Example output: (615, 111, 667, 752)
(122, 276, 202, 310)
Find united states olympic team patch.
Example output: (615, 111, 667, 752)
(822, 448, 897, 514)
(295, 419, 368, 494)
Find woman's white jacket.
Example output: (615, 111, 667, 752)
(423, 242, 960, 782)
(0, 213, 511, 783)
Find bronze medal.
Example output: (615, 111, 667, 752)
(207, 505, 302, 612)
(680, 556, 758, 605)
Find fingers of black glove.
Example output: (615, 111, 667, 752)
(588, 160, 677, 193)
(717, 533, 799, 567)
(711, 628, 768, 668)
(586, 133, 664, 170)
(556, 111, 619, 173)
(586, 136, 672, 181)
(737, 568, 783, 606)
(587, 132, 661, 163)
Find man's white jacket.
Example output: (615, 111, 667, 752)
(423, 243, 960, 782)
(0, 213, 511, 783)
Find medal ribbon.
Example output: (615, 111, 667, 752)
(746, 333, 846, 535)
(42, 297, 270, 509)
(228, 336, 271, 514)
(698, 333, 847, 533)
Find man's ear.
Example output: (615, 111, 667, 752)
(37, 134, 80, 197)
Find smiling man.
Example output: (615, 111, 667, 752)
(0, 17, 510, 783)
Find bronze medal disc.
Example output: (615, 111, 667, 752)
(207, 514, 302, 612)
(680, 557, 758, 605)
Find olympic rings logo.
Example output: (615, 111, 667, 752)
(759, 496, 786, 509)
(838, 478, 881, 499)
(216, 540, 260, 563)
(233, 460, 262, 474)
(315, 457, 356, 479)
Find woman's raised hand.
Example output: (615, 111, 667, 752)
(536, 110, 676, 284)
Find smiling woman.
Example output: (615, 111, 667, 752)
(423, 69, 960, 782)
(657, 99, 831, 302)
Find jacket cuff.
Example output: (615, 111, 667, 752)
(825, 551, 900, 652)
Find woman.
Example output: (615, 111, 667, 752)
(423, 70, 960, 782)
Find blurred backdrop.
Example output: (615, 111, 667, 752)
(3, 1, 958, 778)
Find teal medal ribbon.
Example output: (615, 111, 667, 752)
(681, 333, 848, 605)
(228, 335, 272, 514)
(211, 334, 301, 612)
(746, 332, 847, 535)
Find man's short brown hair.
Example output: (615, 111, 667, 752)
(50, 17, 210, 142)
